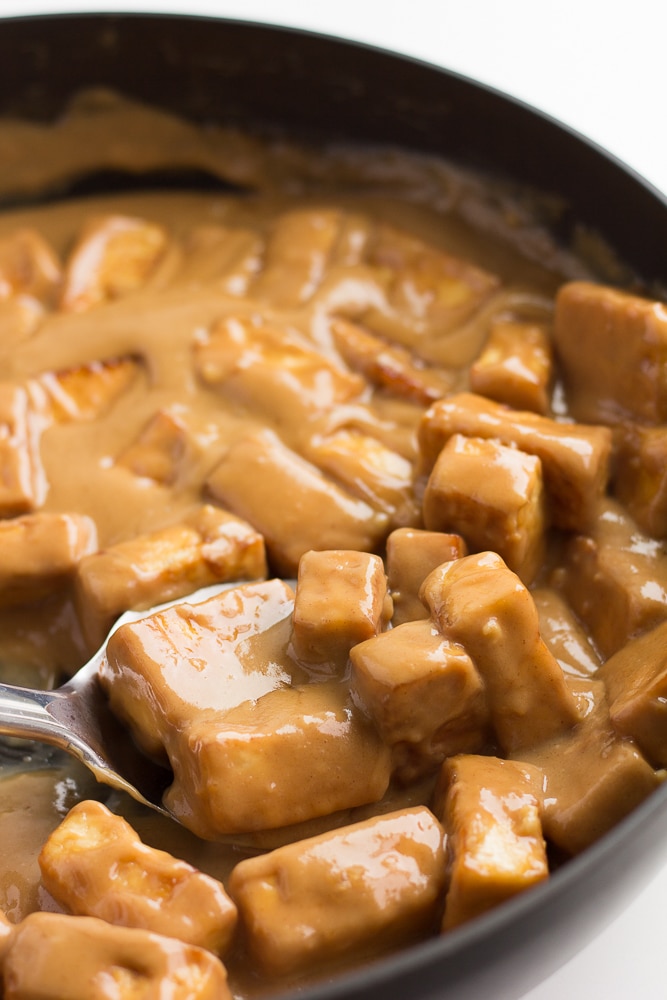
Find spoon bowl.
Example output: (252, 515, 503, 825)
(0, 582, 256, 815)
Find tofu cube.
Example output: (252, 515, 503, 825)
(290, 550, 392, 669)
(206, 429, 389, 575)
(597, 621, 667, 767)
(38, 800, 237, 954)
(433, 755, 547, 929)
(228, 806, 445, 977)
(60, 215, 170, 312)
(531, 587, 601, 678)
(350, 618, 489, 779)
(554, 280, 667, 424)
(251, 208, 343, 306)
(101, 581, 391, 838)
(422, 434, 546, 584)
(418, 391, 612, 531)
(469, 319, 553, 414)
(612, 422, 667, 538)
(75, 503, 266, 648)
(330, 317, 455, 405)
(556, 499, 667, 657)
(386, 527, 467, 626)
(0, 512, 97, 607)
(163, 681, 393, 839)
(421, 552, 581, 754)
(116, 405, 196, 484)
(2, 912, 230, 1000)
(32, 357, 140, 424)
(522, 677, 660, 855)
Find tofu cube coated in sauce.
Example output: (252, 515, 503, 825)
(1, 912, 231, 1000)
(597, 621, 667, 767)
(421, 551, 581, 754)
(290, 549, 392, 669)
(434, 754, 548, 929)
(612, 422, 667, 538)
(418, 391, 612, 532)
(350, 618, 490, 780)
(101, 580, 392, 839)
(554, 281, 667, 425)
(228, 806, 446, 978)
(38, 800, 237, 955)
(469, 319, 553, 415)
(75, 503, 266, 649)
(385, 527, 467, 626)
(555, 498, 667, 658)
(422, 434, 546, 584)
(0, 511, 97, 607)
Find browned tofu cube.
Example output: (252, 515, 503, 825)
(418, 391, 612, 531)
(34, 357, 140, 424)
(612, 422, 667, 538)
(75, 503, 266, 648)
(101, 581, 391, 837)
(206, 429, 389, 575)
(60, 214, 171, 312)
(330, 317, 456, 405)
(0, 384, 46, 516)
(228, 806, 445, 977)
(422, 434, 547, 584)
(556, 498, 667, 657)
(38, 800, 237, 954)
(0, 228, 61, 304)
(386, 527, 467, 626)
(2, 912, 231, 1000)
(433, 755, 547, 929)
(531, 587, 601, 678)
(356, 223, 500, 364)
(522, 677, 660, 855)
(421, 552, 580, 754)
(469, 320, 553, 414)
(116, 405, 196, 484)
(350, 618, 490, 779)
(0, 512, 97, 607)
(597, 621, 667, 767)
(194, 315, 365, 434)
(554, 281, 667, 424)
(290, 550, 392, 669)
(251, 208, 343, 306)
(305, 429, 419, 527)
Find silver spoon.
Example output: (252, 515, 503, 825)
(0, 582, 253, 819)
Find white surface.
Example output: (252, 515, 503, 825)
(0, 1, 665, 997)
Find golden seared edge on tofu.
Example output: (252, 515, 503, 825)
(1, 912, 231, 1000)
(38, 800, 237, 955)
(433, 755, 548, 930)
(228, 806, 446, 978)
(289, 549, 392, 670)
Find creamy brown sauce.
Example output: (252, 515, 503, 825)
(0, 90, 665, 999)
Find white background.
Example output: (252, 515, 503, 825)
(0, 2, 665, 998)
